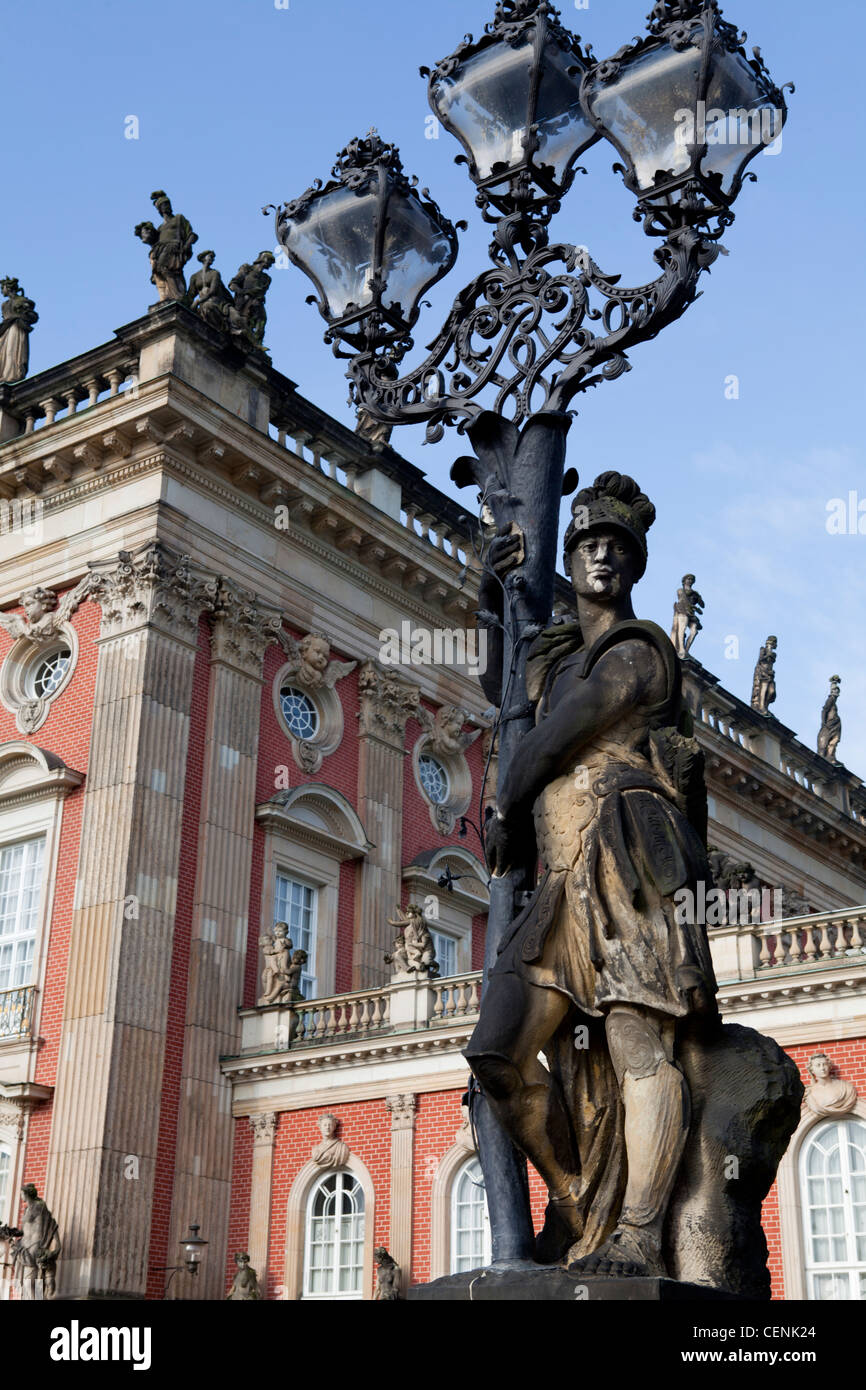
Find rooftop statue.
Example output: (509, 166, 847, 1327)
(228, 251, 275, 350)
(187, 250, 232, 332)
(134, 190, 198, 302)
(0, 277, 38, 384)
(751, 635, 778, 715)
(669, 574, 704, 658)
(817, 675, 842, 765)
(466, 471, 802, 1290)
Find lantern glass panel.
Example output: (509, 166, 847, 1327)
(703, 47, 782, 193)
(284, 184, 378, 321)
(432, 39, 535, 182)
(381, 191, 455, 322)
(590, 43, 702, 191)
(533, 43, 596, 184)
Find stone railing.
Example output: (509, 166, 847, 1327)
(710, 906, 866, 983)
(0, 985, 35, 1039)
(238, 970, 483, 1057)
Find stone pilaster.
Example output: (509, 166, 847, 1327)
(385, 1092, 417, 1293)
(167, 583, 285, 1300)
(355, 662, 422, 988)
(45, 543, 219, 1299)
(246, 1112, 277, 1291)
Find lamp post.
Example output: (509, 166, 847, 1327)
(154, 1222, 209, 1297)
(270, 0, 790, 1265)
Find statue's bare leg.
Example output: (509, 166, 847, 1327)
(466, 972, 580, 1258)
(570, 1004, 689, 1278)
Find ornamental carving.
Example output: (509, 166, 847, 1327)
(357, 661, 422, 747)
(210, 580, 287, 675)
(418, 705, 481, 760)
(0, 579, 93, 647)
(0, 580, 92, 733)
(274, 632, 356, 774)
(385, 1093, 417, 1132)
(248, 1112, 278, 1146)
(282, 632, 356, 692)
(803, 1054, 858, 1119)
(385, 905, 438, 980)
(88, 543, 220, 642)
(311, 1113, 350, 1168)
(751, 635, 778, 715)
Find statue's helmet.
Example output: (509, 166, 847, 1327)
(563, 471, 656, 579)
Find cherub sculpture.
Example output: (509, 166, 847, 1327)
(0, 577, 93, 645)
(283, 632, 357, 691)
(285, 949, 308, 1002)
(419, 704, 482, 759)
(258, 922, 293, 1005)
(385, 904, 438, 978)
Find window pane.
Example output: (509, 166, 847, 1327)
(0, 838, 45, 992)
(452, 1157, 491, 1274)
(431, 931, 458, 979)
(274, 873, 318, 997)
(304, 1172, 365, 1299)
(802, 1120, 866, 1298)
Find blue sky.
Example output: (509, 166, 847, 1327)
(2, 0, 864, 770)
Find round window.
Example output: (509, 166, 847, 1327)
(31, 648, 72, 699)
(280, 686, 319, 741)
(419, 754, 450, 805)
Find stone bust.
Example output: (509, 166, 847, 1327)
(804, 1053, 857, 1118)
(311, 1113, 350, 1168)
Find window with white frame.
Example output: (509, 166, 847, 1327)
(451, 1156, 491, 1274)
(801, 1118, 866, 1300)
(303, 1170, 365, 1299)
(0, 1145, 10, 1219)
(0, 837, 45, 994)
(430, 928, 458, 980)
(273, 872, 317, 998)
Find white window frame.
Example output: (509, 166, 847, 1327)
(800, 1117, 866, 1301)
(0, 1142, 11, 1224)
(302, 1169, 366, 1300)
(0, 836, 45, 994)
(273, 870, 318, 999)
(450, 1154, 492, 1274)
(430, 927, 459, 980)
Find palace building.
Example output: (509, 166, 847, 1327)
(1, 296, 864, 1302)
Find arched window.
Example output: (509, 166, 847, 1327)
(800, 1118, 866, 1300)
(303, 1171, 365, 1299)
(450, 1156, 491, 1274)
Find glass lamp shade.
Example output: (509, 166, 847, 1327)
(181, 1224, 208, 1274)
(425, 1, 598, 202)
(275, 135, 460, 338)
(582, 1, 788, 212)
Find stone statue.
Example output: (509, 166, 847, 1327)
(803, 1053, 857, 1118)
(226, 1251, 262, 1300)
(0, 577, 93, 645)
(0, 277, 38, 384)
(258, 922, 293, 1005)
(356, 407, 393, 453)
(669, 574, 704, 658)
(228, 252, 276, 350)
(285, 949, 308, 1001)
(373, 1247, 400, 1301)
(419, 704, 482, 759)
(468, 470, 801, 1288)
(751, 636, 777, 715)
(283, 632, 357, 691)
(311, 1113, 350, 1169)
(10, 1184, 61, 1299)
(817, 675, 842, 764)
(187, 250, 232, 332)
(385, 904, 438, 978)
(134, 191, 198, 302)
(780, 886, 812, 918)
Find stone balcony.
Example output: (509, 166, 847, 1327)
(223, 904, 866, 1100)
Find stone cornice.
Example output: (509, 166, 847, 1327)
(222, 1023, 474, 1085)
(254, 801, 371, 862)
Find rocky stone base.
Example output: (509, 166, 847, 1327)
(408, 1266, 746, 1301)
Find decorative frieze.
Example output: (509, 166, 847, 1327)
(385, 1093, 417, 1132)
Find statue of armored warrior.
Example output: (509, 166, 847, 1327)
(467, 471, 718, 1277)
(817, 675, 842, 764)
(134, 191, 198, 302)
(751, 636, 777, 714)
(669, 574, 704, 658)
(0, 277, 38, 384)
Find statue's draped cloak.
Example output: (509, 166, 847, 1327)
(490, 618, 717, 1256)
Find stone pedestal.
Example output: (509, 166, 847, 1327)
(408, 1267, 745, 1302)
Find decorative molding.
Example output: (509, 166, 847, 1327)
(248, 1112, 277, 1146)
(210, 580, 286, 676)
(88, 541, 219, 644)
(272, 635, 356, 773)
(0, 742, 84, 809)
(385, 1093, 417, 1132)
(255, 784, 372, 863)
(284, 1152, 377, 1301)
(358, 661, 422, 748)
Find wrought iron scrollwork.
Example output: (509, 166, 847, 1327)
(348, 224, 719, 443)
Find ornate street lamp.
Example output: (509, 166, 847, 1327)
(153, 1221, 209, 1296)
(269, 0, 790, 1265)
